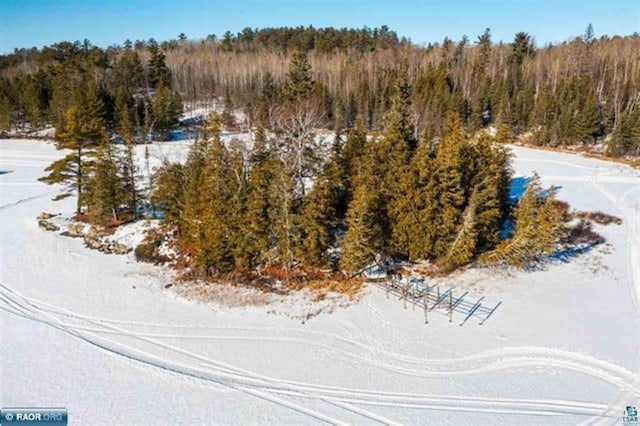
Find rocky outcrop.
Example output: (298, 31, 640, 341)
(37, 212, 58, 220)
(83, 226, 102, 250)
(38, 220, 60, 231)
(62, 223, 85, 238)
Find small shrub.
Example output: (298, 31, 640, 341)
(575, 211, 622, 226)
(134, 232, 170, 264)
(562, 219, 606, 246)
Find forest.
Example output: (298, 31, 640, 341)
(2, 25, 633, 279)
(2, 25, 639, 156)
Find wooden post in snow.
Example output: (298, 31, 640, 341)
(403, 281, 408, 309)
(424, 288, 429, 324)
(449, 290, 453, 323)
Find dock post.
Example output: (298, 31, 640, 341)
(424, 290, 429, 324)
(403, 282, 408, 309)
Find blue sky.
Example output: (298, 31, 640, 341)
(1, 0, 638, 53)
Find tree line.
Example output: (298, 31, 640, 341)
(35, 51, 566, 277)
(2, 25, 639, 156)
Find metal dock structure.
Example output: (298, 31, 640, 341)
(368, 274, 502, 326)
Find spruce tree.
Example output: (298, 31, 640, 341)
(298, 147, 342, 267)
(147, 42, 172, 89)
(283, 52, 314, 101)
(117, 105, 141, 219)
(242, 143, 278, 268)
(480, 173, 563, 268)
(151, 84, 182, 136)
(438, 193, 478, 271)
(151, 162, 186, 231)
(221, 87, 235, 128)
(431, 113, 468, 258)
(190, 114, 235, 274)
(340, 145, 387, 273)
(89, 136, 125, 222)
(574, 96, 600, 143)
(494, 123, 515, 144)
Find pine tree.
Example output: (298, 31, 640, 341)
(117, 105, 141, 219)
(607, 110, 640, 156)
(189, 114, 235, 274)
(431, 113, 468, 258)
(221, 87, 235, 128)
(438, 193, 478, 271)
(407, 139, 440, 259)
(0, 93, 10, 131)
(147, 41, 172, 89)
(88, 137, 125, 222)
(283, 52, 314, 101)
(471, 134, 512, 249)
(298, 147, 342, 267)
(242, 146, 278, 268)
(480, 173, 563, 268)
(151, 162, 186, 231)
(151, 84, 182, 136)
(342, 116, 368, 201)
(494, 123, 515, 144)
(40, 82, 106, 214)
(340, 144, 387, 273)
(574, 96, 600, 143)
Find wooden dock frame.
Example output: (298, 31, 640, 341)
(369, 274, 501, 326)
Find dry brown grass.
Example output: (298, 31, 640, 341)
(574, 211, 623, 225)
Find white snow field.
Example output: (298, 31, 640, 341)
(1, 138, 639, 425)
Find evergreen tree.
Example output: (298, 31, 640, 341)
(494, 123, 515, 144)
(242, 143, 278, 267)
(340, 151, 387, 273)
(88, 137, 125, 222)
(480, 173, 563, 268)
(342, 117, 368, 201)
(574, 96, 600, 143)
(298, 145, 343, 267)
(187, 114, 236, 274)
(431, 114, 469, 257)
(607, 110, 640, 156)
(0, 93, 10, 131)
(151, 162, 186, 231)
(151, 84, 182, 135)
(221, 87, 235, 128)
(147, 41, 172, 89)
(406, 139, 440, 259)
(283, 52, 314, 100)
(470, 134, 512, 249)
(40, 83, 106, 214)
(438, 193, 478, 271)
(117, 105, 142, 218)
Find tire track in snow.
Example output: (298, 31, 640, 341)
(0, 286, 352, 425)
(583, 173, 640, 424)
(0, 282, 626, 420)
(7, 291, 636, 387)
(0, 191, 58, 212)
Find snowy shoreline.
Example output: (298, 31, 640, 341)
(1, 138, 639, 424)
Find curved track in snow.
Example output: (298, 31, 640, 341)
(0, 280, 633, 422)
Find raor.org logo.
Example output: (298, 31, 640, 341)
(0, 408, 67, 425)
(623, 406, 639, 424)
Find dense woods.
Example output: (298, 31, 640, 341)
(7, 25, 629, 278)
(2, 25, 639, 156)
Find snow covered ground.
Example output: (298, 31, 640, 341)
(1, 138, 639, 425)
